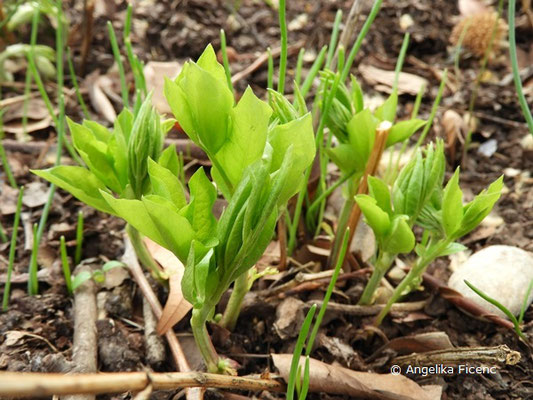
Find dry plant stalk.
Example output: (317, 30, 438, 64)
(0, 371, 285, 398)
(64, 264, 98, 400)
(392, 345, 521, 368)
(345, 121, 392, 247)
(450, 11, 507, 57)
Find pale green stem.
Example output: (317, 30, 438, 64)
(374, 239, 451, 325)
(219, 269, 250, 331)
(191, 306, 220, 373)
(358, 251, 395, 305)
(125, 224, 164, 281)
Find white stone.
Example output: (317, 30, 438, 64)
(448, 245, 533, 318)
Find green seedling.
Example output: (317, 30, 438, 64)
(0, 44, 56, 82)
(2, 186, 24, 311)
(356, 141, 445, 304)
(287, 228, 350, 400)
(74, 210, 84, 265)
(0, 109, 17, 188)
(370, 167, 504, 325)
(60, 235, 72, 295)
(509, 0, 533, 134)
(4, 0, 57, 31)
(32, 94, 174, 279)
(71, 261, 126, 292)
(465, 279, 532, 344)
(34, 45, 315, 373)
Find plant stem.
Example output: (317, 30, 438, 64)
(125, 224, 164, 281)
(374, 239, 451, 325)
(358, 251, 395, 305)
(509, 0, 533, 134)
(219, 270, 250, 331)
(277, 0, 288, 94)
(190, 307, 220, 373)
(2, 187, 23, 310)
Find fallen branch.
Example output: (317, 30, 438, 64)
(392, 345, 521, 368)
(65, 264, 98, 400)
(304, 299, 427, 317)
(0, 371, 285, 398)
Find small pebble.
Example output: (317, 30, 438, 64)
(448, 245, 533, 318)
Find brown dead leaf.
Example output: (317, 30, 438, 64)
(86, 70, 117, 124)
(143, 238, 192, 335)
(359, 64, 428, 96)
(382, 332, 454, 356)
(272, 354, 442, 400)
(441, 109, 465, 161)
(144, 61, 181, 115)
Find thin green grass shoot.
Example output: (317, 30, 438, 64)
(60, 235, 72, 295)
(219, 29, 234, 94)
(509, 0, 533, 134)
(464, 279, 530, 344)
(74, 210, 84, 265)
(413, 69, 447, 152)
(2, 186, 24, 310)
(277, 0, 288, 94)
(107, 20, 129, 109)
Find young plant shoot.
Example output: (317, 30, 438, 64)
(354, 145, 505, 324)
(34, 45, 315, 374)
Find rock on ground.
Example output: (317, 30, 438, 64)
(448, 245, 533, 318)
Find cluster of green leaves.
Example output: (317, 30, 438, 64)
(32, 96, 173, 211)
(126, 45, 314, 313)
(355, 141, 446, 304)
(34, 44, 315, 372)
(3, 0, 58, 32)
(325, 75, 427, 177)
(0, 44, 56, 82)
(355, 139, 504, 321)
(69, 261, 126, 292)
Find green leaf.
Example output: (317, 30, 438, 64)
(404, 151, 424, 218)
(354, 195, 390, 239)
(442, 168, 463, 237)
(180, 168, 217, 243)
(72, 270, 92, 291)
(223, 206, 246, 269)
(83, 120, 111, 143)
(115, 108, 134, 143)
(386, 119, 426, 147)
(68, 118, 122, 193)
(32, 166, 114, 215)
(147, 158, 187, 209)
(102, 260, 126, 272)
(350, 76, 364, 113)
(346, 109, 378, 171)
(101, 192, 165, 245)
(374, 92, 397, 122)
(367, 176, 392, 216)
(456, 175, 504, 237)
(142, 195, 196, 262)
(382, 215, 415, 254)
(213, 87, 271, 190)
(166, 54, 233, 154)
(158, 144, 180, 177)
(128, 95, 164, 197)
(196, 44, 229, 88)
(438, 242, 467, 257)
(327, 144, 356, 174)
(267, 113, 315, 203)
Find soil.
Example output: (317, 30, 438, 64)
(1, 0, 532, 399)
